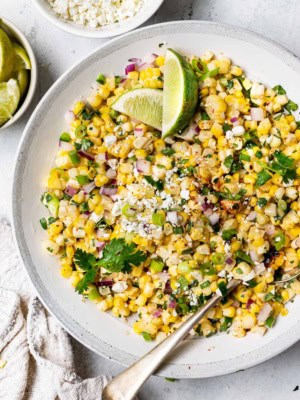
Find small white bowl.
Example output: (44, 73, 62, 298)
(0, 17, 38, 131)
(33, 0, 165, 38)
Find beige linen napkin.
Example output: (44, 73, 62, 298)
(0, 219, 112, 400)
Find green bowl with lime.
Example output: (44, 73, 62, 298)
(0, 17, 37, 130)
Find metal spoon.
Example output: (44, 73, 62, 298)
(102, 279, 240, 400)
(103, 270, 300, 400)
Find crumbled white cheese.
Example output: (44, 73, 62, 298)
(180, 189, 190, 200)
(104, 135, 117, 147)
(112, 281, 128, 293)
(47, 0, 145, 29)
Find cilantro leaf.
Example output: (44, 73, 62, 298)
(144, 176, 164, 191)
(235, 250, 254, 265)
(74, 248, 97, 270)
(255, 170, 272, 187)
(273, 85, 286, 95)
(285, 100, 298, 113)
(222, 229, 237, 241)
(274, 151, 294, 169)
(74, 249, 98, 294)
(75, 269, 98, 294)
(98, 238, 147, 273)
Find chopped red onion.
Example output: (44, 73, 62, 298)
(134, 127, 144, 137)
(78, 150, 95, 161)
(167, 211, 178, 225)
(153, 309, 162, 318)
(247, 211, 257, 221)
(250, 107, 264, 121)
(64, 186, 78, 197)
(201, 199, 214, 212)
(168, 300, 177, 309)
(128, 57, 141, 63)
(125, 63, 136, 74)
(226, 257, 234, 265)
(230, 117, 238, 123)
(195, 125, 200, 133)
(100, 186, 118, 197)
(106, 168, 117, 179)
(65, 110, 75, 124)
(59, 141, 73, 151)
(138, 62, 153, 71)
(164, 280, 172, 295)
(208, 212, 219, 226)
(246, 299, 254, 310)
(95, 241, 106, 250)
(257, 303, 272, 323)
(83, 182, 96, 194)
(250, 250, 259, 263)
(136, 159, 151, 174)
(97, 280, 113, 287)
(265, 224, 276, 236)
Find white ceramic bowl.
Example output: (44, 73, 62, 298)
(0, 17, 38, 131)
(12, 21, 300, 379)
(33, 0, 165, 38)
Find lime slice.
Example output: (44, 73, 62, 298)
(0, 79, 20, 126)
(12, 42, 31, 70)
(16, 69, 29, 97)
(0, 28, 15, 82)
(162, 49, 198, 138)
(112, 88, 163, 130)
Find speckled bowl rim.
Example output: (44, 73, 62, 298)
(12, 21, 300, 379)
(32, 0, 165, 38)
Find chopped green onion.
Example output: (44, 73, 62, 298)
(152, 212, 165, 226)
(60, 132, 71, 142)
(211, 253, 225, 265)
(121, 204, 136, 218)
(75, 125, 87, 139)
(68, 150, 80, 166)
(150, 258, 164, 273)
(178, 262, 191, 274)
(96, 73, 106, 84)
(39, 218, 47, 230)
(76, 175, 90, 185)
(141, 331, 153, 342)
(272, 232, 286, 251)
(200, 280, 210, 289)
(265, 316, 276, 328)
(178, 276, 189, 290)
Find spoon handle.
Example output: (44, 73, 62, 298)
(102, 279, 240, 400)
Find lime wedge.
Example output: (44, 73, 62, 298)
(12, 42, 31, 70)
(16, 69, 29, 97)
(162, 49, 198, 138)
(112, 88, 163, 130)
(0, 78, 20, 126)
(0, 28, 15, 82)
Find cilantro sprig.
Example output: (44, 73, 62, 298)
(257, 151, 297, 185)
(74, 239, 147, 294)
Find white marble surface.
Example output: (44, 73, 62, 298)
(2, 0, 300, 398)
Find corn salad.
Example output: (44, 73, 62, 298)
(41, 51, 300, 341)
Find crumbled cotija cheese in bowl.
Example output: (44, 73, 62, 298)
(47, 0, 145, 29)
